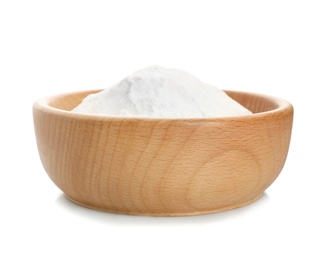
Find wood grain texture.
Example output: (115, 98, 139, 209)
(33, 90, 293, 216)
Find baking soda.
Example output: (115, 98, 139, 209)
(72, 66, 252, 118)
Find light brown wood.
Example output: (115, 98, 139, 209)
(33, 90, 293, 216)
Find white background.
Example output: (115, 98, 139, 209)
(1, 0, 326, 259)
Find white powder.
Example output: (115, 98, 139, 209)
(72, 66, 252, 118)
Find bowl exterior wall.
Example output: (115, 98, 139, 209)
(33, 91, 293, 215)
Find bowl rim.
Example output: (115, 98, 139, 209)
(33, 89, 293, 122)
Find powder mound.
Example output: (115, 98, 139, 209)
(72, 66, 252, 118)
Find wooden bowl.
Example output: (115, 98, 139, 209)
(33, 90, 293, 216)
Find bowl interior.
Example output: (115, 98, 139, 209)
(47, 89, 283, 115)
(48, 90, 100, 111)
(226, 91, 282, 113)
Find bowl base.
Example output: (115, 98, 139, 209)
(63, 193, 263, 216)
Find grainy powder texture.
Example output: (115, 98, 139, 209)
(72, 66, 252, 118)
